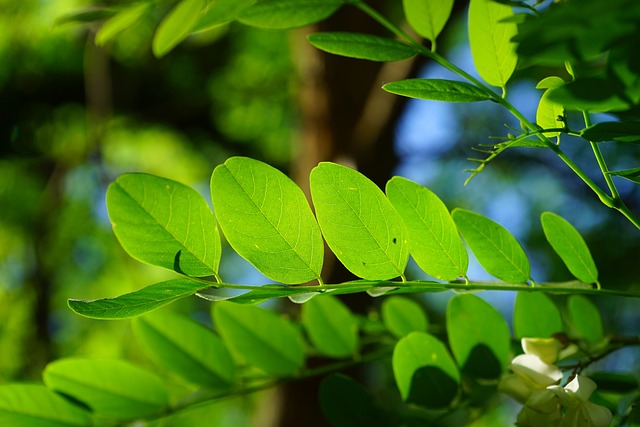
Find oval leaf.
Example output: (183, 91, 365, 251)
(211, 157, 323, 284)
(468, 0, 518, 88)
(310, 162, 408, 280)
(307, 32, 416, 62)
(43, 359, 168, 421)
(212, 302, 304, 376)
(0, 384, 92, 427)
(382, 296, 428, 339)
(386, 177, 468, 280)
(95, 3, 148, 46)
(568, 295, 604, 346)
(452, 208, 531, 283)
(152, 0, 205, 58)
(107, 173, 221, 277)
(392, 332, 459, 408)
(68, 278, 211, 319)
(514, 292, 563, 339)
(133, 311, 235, 389)
(403, 0, 454, 43)
(536, 76, 565, 90)
(192, 0, 255, 32)
(238, 0, 342, 30)
(447, 294, 511, 379)
(383, 78, 491, 102)
(580, 121, 640, 143)
(536, 89, 565, 137)
(302, 295, 358, 358)
(541, 212, 598, 285)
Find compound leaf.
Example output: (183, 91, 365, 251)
(403, 0, 454, 43)
(383, 79, 491, 103)
(307, 32, 416, 62)
(302, 295, 358, 358)
(238, 0, 342, 30)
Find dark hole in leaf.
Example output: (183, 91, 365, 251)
(392, 238, 397, 244)
(173, 250, 185, 275)
(362, 262, 366, 266)
(407, 366, 458, 409)
(461, 344, 502, 379)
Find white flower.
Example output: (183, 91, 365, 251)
(499, 354, 563, 403)
(517, 389, 562, 427)
(521, 337, 564, 364)
(548, 375, 613, 427)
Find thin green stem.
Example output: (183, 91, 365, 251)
(583, 111, 621, 200)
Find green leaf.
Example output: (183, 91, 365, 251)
(381, 296, 428, 339)
(301, 295, 358, 358)
(392, 332, 459, 408)
(468, 0, 518, 88)
(447, 294, 511, 379)
(403, 0, 454, 43)
(55, 8, 117, 27)
(68, 278, 211, 320)
(107, 173, 221, 277)
(307, 32, 416, 62)
(310, 162, 408, 280)
(152, 0, 205, 58)
(452, 209, 530, 283)
(513, 292, 563, 339)
(608, 167, 640, 184)
(319, 374, 391, 427)
(386, 176, 468, 280)
(212, 302, 304, 376)
(192, 0, 255, 32)
(43, 359, 168, 421)
(133, 311, 235, 389)
(567, 295, 604, 346)
(0, 384, 92, 427)
(238, 0, 342, 30)
(541, 212, 598, 285)
(589, 372, 639, 394)
(211, 157, 323, 284)
(383, 79, 491, 103)
(580, 121, 640, 143)
(95, 3, 149, 46)
(548, 78, 629, 112)
(536, 89, 565, 137)
(536, 76, 565, 90)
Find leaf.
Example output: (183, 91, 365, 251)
(319, 374, 391, 427)
(567, 295, 604, 346)
(43, 359, 168, 421)
(468, 0, 518, 88)
(133, 311, 235, 389)
(0, 384, 92, 427)
(548, 78, 629, 112)
(541, 212, 598, 285)
(452, 209, 530, 283)
(536, 89, 565, 137)
(536, 76, 565, 90)
(392, 332, 459, 408)
(107, 173, 221, 277)
(68, 278, 211, 319)
(513, 292, 563, 339)
(589, 372, 639, 394)
(55, 8, 117, 27)
(310, 162, 408, 280)
(212, 302, 304, 376)
(580, 121, 640, 143)
(238, 0, 342, 30)
(383, 79, 491, 103)
(307, 32, 416, 62)
(192, 0, 255, 32)
(447, 294, 511, 379)
(386, 177, 468, 280)
(403, 0, 454, 43)
(301, 295, 358, 358)
(608, 167, 640, 184)
(211, 157, 323, 284)
(95, 3, 149, 46)
(152, 0, 205, 58)
(381, 296, 428, 339)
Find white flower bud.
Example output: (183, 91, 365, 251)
(521, 337, 563, 364)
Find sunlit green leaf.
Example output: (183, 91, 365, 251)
(403, 0, 454, 43)
(68, 279, 211, 319)
(192, 0, 255, 32)
(212, 302, 304, 376)
(153, 0, 205, 58)
(107, 173, 221, 277)
(211, 157, 323, 284)
(608, 168, 640, 184)
(307, 32, 416, 62)
(468, 0, 518, 88)
(383, 79, 491, 103)
(319, 374, 390, 427)
(568, 295, 604, 346)
(302, 295, 358, 358)
(580, 121, 640, 143)
(381, 296, 428, 339)
(548, 78, 629, 112)
(536, 89, 565, 137)
(238, 0, 342, 30)
(95, 3, 149, 46)
(55, 8, 117, 27)
(133, 311, 235, 389)
(386, 177, 468, 280)
(392, 332, 459, 408)
(0, 384, 92, 427)
(452, 209, 530, 283)
(310, 162, 408, 280)
(43, 359, 168, 421)
(536, 76, 565, 90)
(514, 292, 563, 339)
(541, 212, 598, 285)
(447, 294, 510, 378)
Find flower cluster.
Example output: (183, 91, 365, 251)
(499, 338, 613, 427)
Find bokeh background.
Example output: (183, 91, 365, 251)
(1, 0, 638, 425)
